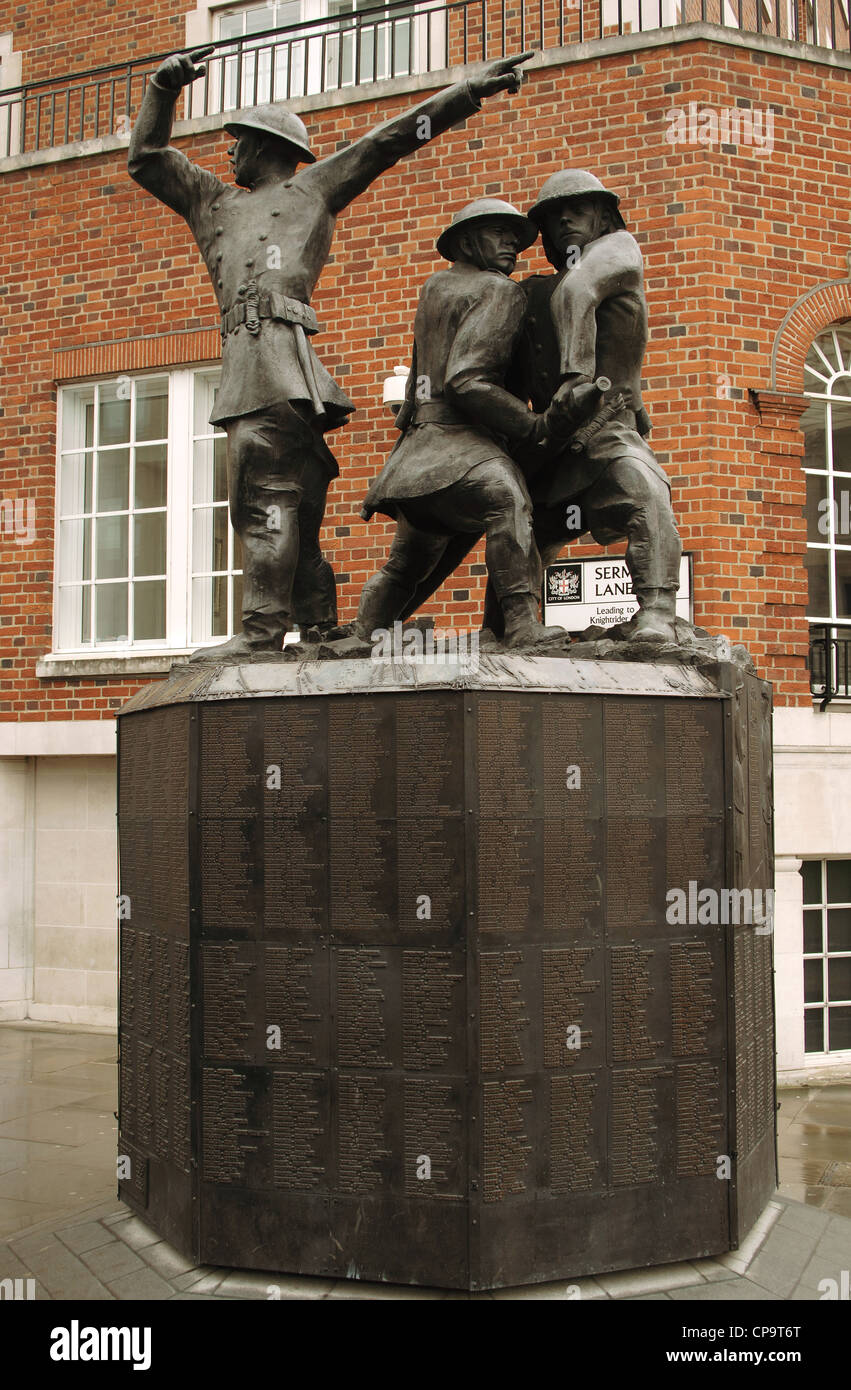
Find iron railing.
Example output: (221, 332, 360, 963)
(1, 0, 849, 160)
(809, 623, 851, 707)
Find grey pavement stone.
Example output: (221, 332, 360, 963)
(170, 1292, 227, 1300)
(10, 1229, 61, 1261)
(81, 1240, 146, 1282)
(690, 1259, 738, 1283)
(777, 1203, 832, 1238)
(57, 1221, 118, 1255)
(112, 1214, 161, 1250)
(668, 1279, 777, 1300)
(139, 1241, 199, 1278)
(22, 1239, 115, 1300)
(0, 1246, 36, 1282)
(744, 1226, 821, 1298)
(624, 1292, 672, 1299)
(172, 1269, 225, 1293)
(796, 1253, 850, 1294)
(107, 1267, 173, 1300)
(596, 1262, 704, 1297)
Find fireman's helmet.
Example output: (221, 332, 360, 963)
(224, 104, 315, 164)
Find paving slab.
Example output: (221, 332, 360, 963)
(56, 1221, 118, 1255)
(81, 1240, 146, 1282)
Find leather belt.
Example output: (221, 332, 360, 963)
(411, 400, 467, 427)
(221, 293, 319, 339)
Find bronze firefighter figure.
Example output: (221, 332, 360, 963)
(352, 199, 616, 650)
(128, 45, 532, 660)
(505, 169, 683, 643)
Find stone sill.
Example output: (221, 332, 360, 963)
(36, 652, 190, 678)
(3, 24, 850, 176)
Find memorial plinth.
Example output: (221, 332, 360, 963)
(116, 653, 776, 1291)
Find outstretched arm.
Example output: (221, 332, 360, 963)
(128, 48, 225, 218)
(314, 51, 533, 215)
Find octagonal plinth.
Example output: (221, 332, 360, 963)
(116, 653, 776, 1290)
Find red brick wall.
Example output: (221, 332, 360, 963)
(2, 30, 850, 717)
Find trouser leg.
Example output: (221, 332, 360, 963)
(226, 410, 304, 648)
(356, 517, 450, 638)
(582, 458, 682, 637)
(291, 451, 337, 631)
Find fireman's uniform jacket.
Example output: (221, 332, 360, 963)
(509, 229, 669, 505)
(362, 263, 537, 519)
(128, 76, 485, 463)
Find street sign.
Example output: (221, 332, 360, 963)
(543, 554, 692, 631)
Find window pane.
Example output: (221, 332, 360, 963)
(95, 514, 128, 579)
(828, 1006, 851, 1051)
(804, 1009, 824, 1053)
(827, 908, 851, 952)
(59, 454, 93, 517)
(835, 549, 851, 619)
(134, 581, 166, 640)
(135, 444, 167, 509)
(62, 386, 95, 451)
(57, 585, 90, 648)
(805, 472, 829, 543)
(828, 957, 851, 1003)
(192, 575, 229, 639)
(58, 518, 91, 583)
(803, 909, 823, 954)
(97, 449, 130, 513)
(218, 12, 245, 38)
(95, 583, 129, 641)
(134, 512, 166, 577)
(830, 397, 851, 472)
(193, 437, 228, 504)
(233, 529, 243, 572)
(193, 506, 229, 573)
(98, 382, 131, 446)
(244, 2, 274, 34)
(801, 860, 822, 905)
(832, 477, 851, 542)
(805, 548, 830, 618)
(135, 377, 169, 442)
(804, 958, 823, 1003)
(193, 373, 222, 434)
(827, 860, 851, 903)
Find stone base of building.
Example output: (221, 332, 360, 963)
(116, 653, 776, 1291)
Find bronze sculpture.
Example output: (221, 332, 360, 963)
(353, 198, 593, 651)
(506, 169, 683, 643)
(128, 46, 532, 660)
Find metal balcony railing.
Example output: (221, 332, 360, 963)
(1, 0, 849, 160)
(809, 624, 851, 708)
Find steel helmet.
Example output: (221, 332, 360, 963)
(528, 170, 626, 229)
(436, 198, 538, 261)
(224, 104, 315, 163)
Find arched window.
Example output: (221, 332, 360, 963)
(801, 326, 851, 654)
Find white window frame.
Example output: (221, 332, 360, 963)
(51, 366, 244, 659)
(801, 858, 851, 1058)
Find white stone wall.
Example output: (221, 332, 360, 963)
(0, 758, 34, 1020)
(30, 756, 117, 1027)
(0, 749, 117, 1027)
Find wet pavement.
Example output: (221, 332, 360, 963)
(0, 1022, 849, 1299)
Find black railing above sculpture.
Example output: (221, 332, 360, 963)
(1, 0, 849, 161)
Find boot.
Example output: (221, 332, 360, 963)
(502, 594, 568, 650)
(622, 587, 678, 644)
(188, 631, 283, 664)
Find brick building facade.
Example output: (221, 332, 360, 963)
(1, 1, 849, 1083)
